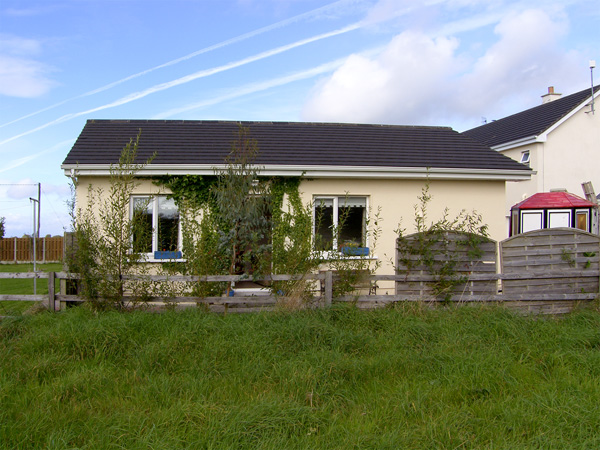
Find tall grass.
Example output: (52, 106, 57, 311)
(1, 304, 600, 449)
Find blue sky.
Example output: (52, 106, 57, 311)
(0, 0, 598, 237)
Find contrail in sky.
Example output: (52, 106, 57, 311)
(0, 23, 361, 147)
(0, 0, 359, 129)
(155, 59, 348, 118)
(0, 139, 73, 174)
(0, 0, 458, 148)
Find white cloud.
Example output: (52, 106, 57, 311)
(302, 31, 462, 124)
(0, 179, 71, 237)
(302, 7, 581, 126)
(5, 179, 38, 200)
(0, 34, 55, 98)
(455, 9, 578, 116)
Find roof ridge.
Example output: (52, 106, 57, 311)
(466, 84, 599, 134)
(85, 118, 453, 131)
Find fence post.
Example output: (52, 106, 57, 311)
(13, 237, 17, 263)
(324, 271, 333, 306)
(47, 272, 56, 311)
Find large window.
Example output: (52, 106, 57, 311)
(314, 196, 367, 252)
(132, 196, 180, 258)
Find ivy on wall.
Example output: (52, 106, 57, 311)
(151, 175, 303, 217)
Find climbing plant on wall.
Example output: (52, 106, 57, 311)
(395, 183, 490, 302)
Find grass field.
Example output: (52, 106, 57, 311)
(1, 303, 600, 449)
(0, 263, 63, 315)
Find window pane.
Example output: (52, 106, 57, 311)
(521, 211, 542, 233)
(548, 211, 570, 228)
(133, 197, 152, 253)
(315, 199, 333, 251)
(339, 204, 365, 246)
(158, 196, 179, 252)
(576, 211, 588, 231)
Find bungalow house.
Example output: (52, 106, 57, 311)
(62, 119, 530, 279)
(463, 84, 600, 225)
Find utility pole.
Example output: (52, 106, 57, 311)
(29, 183, 41, 294)
(30, 197, 39, 294)
(590, 60, 596, 115)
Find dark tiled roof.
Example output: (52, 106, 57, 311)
(63, 119, 529, 172)
(463, 85, 599, 147)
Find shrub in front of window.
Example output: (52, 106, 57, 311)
(66, 131, 160, 310)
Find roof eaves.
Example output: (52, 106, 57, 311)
(491, 135, 539, 152)
(62, 163, 532, 181)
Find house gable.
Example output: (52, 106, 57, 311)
(463, 85, 599, 150)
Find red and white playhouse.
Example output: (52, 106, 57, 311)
(509, 191, 599, 236)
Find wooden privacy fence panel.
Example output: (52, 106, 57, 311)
(396, 231, 498, 300)
(501, 228, 600, 296)
(0, 237, 63, 263)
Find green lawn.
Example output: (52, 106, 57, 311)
(1, 303, 600, 449)
(0, 263, 63, 315)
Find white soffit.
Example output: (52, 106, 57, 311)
(62, 164, 531, 181)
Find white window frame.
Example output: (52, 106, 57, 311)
(313, 195, 371, 258)
(547, 209, 571, 229)
(520, 209, 543, 233)
(130, 195, 182, 261)
(520, 150, 530, 165)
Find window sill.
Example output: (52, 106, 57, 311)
(316, 251, 378, 261)
(144, 258, 186, 263)
(136, 252, 186, 263)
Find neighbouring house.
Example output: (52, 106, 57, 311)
(62, 120, 530, 279)
(463, 84, 600, 227)
(509, 191, 599, 236)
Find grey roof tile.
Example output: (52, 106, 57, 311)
(63, 119, 529, 172)
(463, 85, 598, 147)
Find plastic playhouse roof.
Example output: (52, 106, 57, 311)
(512, 192, 597, 210)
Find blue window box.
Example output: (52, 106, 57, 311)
(340, 246, 369, 256)
(154, 251, 182, 260)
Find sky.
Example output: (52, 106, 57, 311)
(0, 0, 598, 238)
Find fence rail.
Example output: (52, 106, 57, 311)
(1, 269, 598, 315)
(0, 236, 63, 263)
(1, 228, 599, 315)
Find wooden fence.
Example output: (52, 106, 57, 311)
(0, 236, 63, 263)
(1, 228, 598, 315)
(395, 228, 600, 314)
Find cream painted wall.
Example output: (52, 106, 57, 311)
(298, 178, 507, 276)
(74, 176, 170, 213)
(541, 107, 599, 195)
(503, 142, 543, 214)
(75, 175, 506, 283)
(501, 106, 599, 217)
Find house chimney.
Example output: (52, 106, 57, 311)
(542, 86, 562, 104)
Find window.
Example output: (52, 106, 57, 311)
(520, 210, 543, 233)
(548, 209, 571, 228)
(576, 210, 589, 231)
(314, 196, 367, 252)
(132, 196, 180, 258)
(520, 150, 530, 166)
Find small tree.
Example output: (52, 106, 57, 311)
(66, 131, 155, 310)
(212, 126, 272, 293)
(0, 217, 5, 239)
